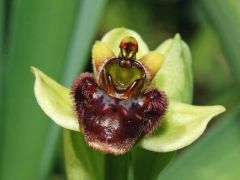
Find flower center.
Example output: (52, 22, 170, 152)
(99, 37, 147, 99)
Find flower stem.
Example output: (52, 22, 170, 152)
(105, 153, 131, 180)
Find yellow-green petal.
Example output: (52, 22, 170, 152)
(140, 51, 164, 80)
(152, 34, 193, 103)
(140, 100, 225, 152)
(31, 67, 79, 131)
(92, 41, 115, 76)
(101, 27, 149, 59)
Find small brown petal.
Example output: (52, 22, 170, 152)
(140, 52, 164, 80)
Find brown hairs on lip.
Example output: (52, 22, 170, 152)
(71, 73, 167, 155)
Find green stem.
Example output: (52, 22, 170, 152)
(132, 147, 176, 180)
(105, 153, 131, 180)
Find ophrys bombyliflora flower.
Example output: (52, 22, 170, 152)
(32, 28, 225, 155)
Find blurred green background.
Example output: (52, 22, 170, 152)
(1, 0, 240, 179)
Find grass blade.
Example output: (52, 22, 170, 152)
(198, 0, 240, 83)
(63, 0, 108, 86)
(0, 0, 78, 179)
(0, 0, 5, 164)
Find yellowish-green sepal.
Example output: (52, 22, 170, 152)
(31, 67, 79, 131)
(141, 100, 225, 152)
(152, 34, 193, 103)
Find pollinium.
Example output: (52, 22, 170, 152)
(72, 37, 167, 155)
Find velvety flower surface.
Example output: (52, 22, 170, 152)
(32, 28, 225, 155)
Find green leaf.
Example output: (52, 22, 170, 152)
(190, 25, 232, 91)
(140, 100, 225, 152)
(158, 107, 240, 180)
(153, 34, 193, 103)
(0, 0, 78, 179)
(0, 0, 5, 164)
(62, 0, 107, 86)
(199, 0, 240, 84)
(31, 67, 78, 131)
(101, 27, 149, 59)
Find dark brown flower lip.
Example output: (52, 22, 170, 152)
(71, 72, 168, 155)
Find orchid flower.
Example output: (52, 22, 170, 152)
(32, 28, 225, 155)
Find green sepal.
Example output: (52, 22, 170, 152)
(152, 34, 193, 103)
(31, 67, 79, 131)
(140, 100, 225, 152)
